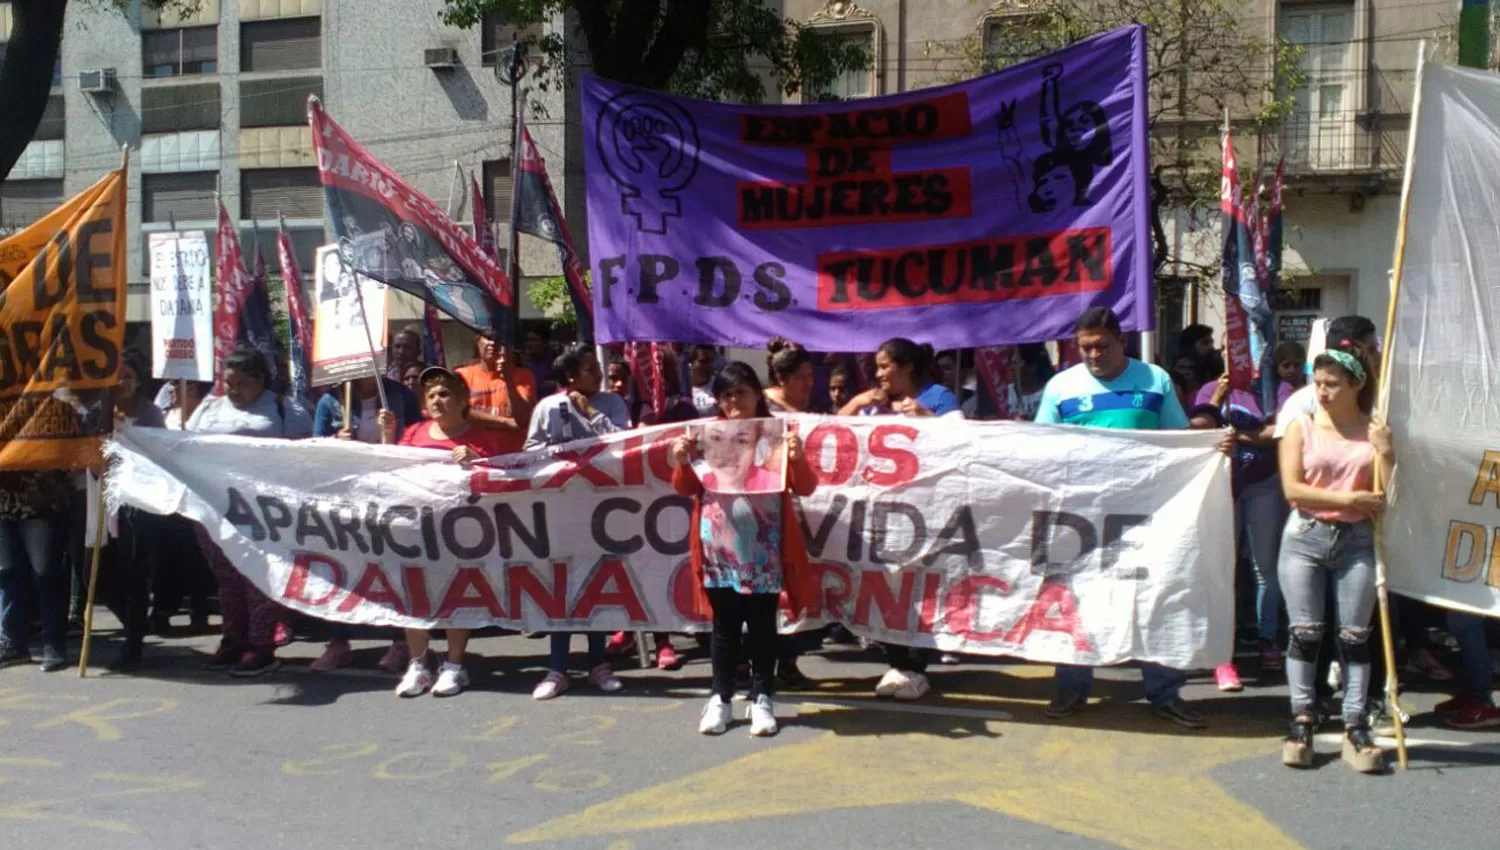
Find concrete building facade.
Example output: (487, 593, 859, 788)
(0, 0, 578, 365)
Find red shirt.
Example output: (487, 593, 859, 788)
(399, 420, 512, 459)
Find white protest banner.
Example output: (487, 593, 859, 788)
(148, 231, 214, 380)
(106, 416, 1234, 669)
(311, 244, 388, 385)
(1382, 62, 1500, 617)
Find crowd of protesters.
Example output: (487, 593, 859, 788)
(1, 308, 1497, 772)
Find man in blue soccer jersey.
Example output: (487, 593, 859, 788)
(1034, 306, 1215, 729)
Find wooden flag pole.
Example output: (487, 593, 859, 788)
(83, 147, 132, 676)
(77, 479, 108, 677)
(1367, 42, 1429, 772)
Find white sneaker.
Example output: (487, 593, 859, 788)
(588, 662, 623, 692)
(892, 672, 931, 700)
(699, 694, 731, 735)
(747, 694, 778, 737)
(432, 662, 468, 697)
(395, 660, 432, 698)
(874, 668, 909, 697)
(533, 670, 568, 700)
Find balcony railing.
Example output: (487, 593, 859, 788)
(1263, 111, 1408, 182)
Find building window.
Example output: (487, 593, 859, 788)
(142, 82, 221, 134)
(1280, 6, 1355, 169)
(142, 172, 218, 223)
(142, 26, 219, 78)
(239, 225, 323, 282)
(241, 17, 321, 72)
(34, 94, 64, 142)
(0, 179, 65, 229)
(805, 28, 875, 101)
(240, 76, 322, 127)
(481, 159, 513, 268)
(983, 14, 1057, 70)
(480, 13, 543, 66)
(241, 167, 322, 220)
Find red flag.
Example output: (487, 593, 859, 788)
(1219, 125, 1255, 392)
(626, 342, 666, 419)
(309, 99, 514, 339)
(514, 110, 593, 340)
(975, 347, 1015, 419)
(472, 175, 499, 267)
(277, 219, 312, 400)
(214, 201, 256, 393)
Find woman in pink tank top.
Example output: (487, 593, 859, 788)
(1276, 343, 1394, 773)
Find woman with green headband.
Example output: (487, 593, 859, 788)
(1276, 341, 1393, 774)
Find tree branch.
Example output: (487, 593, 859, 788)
(570, 0, 622, 79)
(0, 0, 69, 185)
(637, 0, 711, 89)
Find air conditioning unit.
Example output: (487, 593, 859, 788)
(424, 48, 460, 70)
(78, 68, 117, 94)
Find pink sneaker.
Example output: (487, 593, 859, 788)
(1215, 663, 1244, 692)
(655, 643, 682, 671)
(378, 641, 409, 673)
(605, 632, 635, 656)
(589, 663, 623, 692)
(273, 621, 293, 647)
(309, 640, 354, 672)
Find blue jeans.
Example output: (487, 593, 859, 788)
(1238, 474, 1286, 642)
(1279, 514, 1376, 725)
(549, 632, 606, 672)
(1447, 609, 1495, 706)
(1055, 663, 1186, 708)
(0, 516, 69, 650)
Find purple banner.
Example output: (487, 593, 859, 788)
(582, 26, 1150, 351)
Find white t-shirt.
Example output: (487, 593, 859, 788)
(1273, 385, 1319, 438)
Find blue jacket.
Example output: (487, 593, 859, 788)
(312, 378, 422, 440)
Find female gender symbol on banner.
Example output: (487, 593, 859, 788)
(595, 92, 702, 235)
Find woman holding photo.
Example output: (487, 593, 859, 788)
(672, 362, 818, 737)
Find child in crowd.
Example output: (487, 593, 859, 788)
(525, 344, 631, 700)
(672, 362, 818, 737)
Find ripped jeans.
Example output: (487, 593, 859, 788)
(1278, 513, 1377, 726)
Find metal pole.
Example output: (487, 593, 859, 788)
(346, 254, 391, 412)
(508, 40, 525, 349)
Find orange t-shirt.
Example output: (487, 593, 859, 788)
(454, 363, 536, 454)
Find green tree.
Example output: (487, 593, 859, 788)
(0, 1, 200, 184)
(527, 272, 579, 331)
(439, 0, 868, 102)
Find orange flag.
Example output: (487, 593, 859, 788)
(0, 168, 128, 470)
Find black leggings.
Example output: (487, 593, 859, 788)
(885, 643, 929, 674)
(708, 588, 778, 701)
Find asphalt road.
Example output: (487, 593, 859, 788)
(3, 618, 1498, 850)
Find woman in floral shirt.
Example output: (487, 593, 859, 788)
(0, 469, 74, 671)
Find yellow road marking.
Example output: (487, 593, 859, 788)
(33, 698, 178, 742)
(508, 708, 1303, 850)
